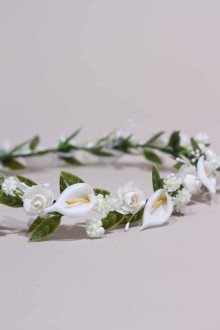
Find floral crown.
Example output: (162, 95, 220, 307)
(0, 125, 219, 241)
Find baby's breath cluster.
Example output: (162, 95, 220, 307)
(94, 194, 115, 217)
(2, 177, 18, 196)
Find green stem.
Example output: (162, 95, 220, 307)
(0, 131, 190, 167)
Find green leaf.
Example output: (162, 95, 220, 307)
(29, 135, 40, 150)
(29, 215, 62, 241)
(101, 211, 127, 230)
(8, 135, 39, 155)
(173, 162, 184, 170)
(171, 184, 184, 198)
(216, 167, 220, 171)
(145, 131, 164, 146)
(17, 175, 37, 187)
(0, 194, 23, 207)
(9, 139, 30, 154)
(27, 216, 45, 234)
(96, 132, 113, 146)
(94, 188, 110, 196)
(59, 156, 83, 166)
(0, 175, 5, 186)
(47, 211, 62, 217)
(58, 143, 77, 153)
(59, 171, 84, 193)
(120, 207, 145, 225)
(191, 138, 201, 153)
(178, 147, 189, 157)
(143, 149, 162, 164)
(65, 128, 81, 143)
(2, 158, 26, 170)
(90, 149, 114, 157)
(113, 136, 134, 151)
(152, 166, 163, 192)
(168, 131, 180, 152)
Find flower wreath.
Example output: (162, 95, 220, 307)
(0, 127, 219, 241)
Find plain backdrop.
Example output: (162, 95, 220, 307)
(1, 1, 220, 329)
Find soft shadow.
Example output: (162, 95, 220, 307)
(0, 216, 27, 237)
(112, 162, 172, 173)
(0, 217, 89, 241)
(172, 211, 185, 217)
(0, 167, 53, 176)
(191, 188, 213, 205)
(0, 159, 173, 175)
(137, 221, 169, 232)
(41, 223, 88, 241)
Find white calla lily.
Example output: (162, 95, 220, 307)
(45, 183, 96, 217)
(197, 156, 216, 194)
(140, 189, 173, 231)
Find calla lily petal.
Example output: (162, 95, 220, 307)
(45, 183, 96, 217)
(197, 156, 216, 194)
(140, 189, 173, 231)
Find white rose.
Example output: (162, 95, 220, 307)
(23, 184, 54, 216)
(179, 164, 201, 194)
(115, 182, 146, 215)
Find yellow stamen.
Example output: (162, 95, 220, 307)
(152, 198, 166, 208)
(205, 171, 210, 178)
(66, 199, 90, 205)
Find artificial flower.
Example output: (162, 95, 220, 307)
(195, 132, 210, 145)
(205, 149, 220, 170)
(115, 182, 146, 215)
(190, 149, 201, 163)
(140, 189, 173, 230)
(23, 184, 54, 216)
(45, 183, 96, 217)
(94, 194, 114, 217)
(2, 177, 18, 196)
(197, 156, 216, 194)
(163, 173, 182, 193)
(179, 164, 201, 194)
(172, 188, 191, 212)
(86, 219, 105, 238)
